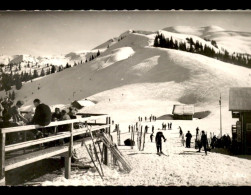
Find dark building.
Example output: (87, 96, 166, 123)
(229, 87, 251, 154)
(172, 104, 194, 120)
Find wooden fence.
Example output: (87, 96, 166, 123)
(0, 114, 111, 186)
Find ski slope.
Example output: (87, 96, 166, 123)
(32, 120, 251, 186)
(1, 27, 250, 136)
(2, 25, 251, 186)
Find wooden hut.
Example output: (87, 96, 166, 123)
(229, 87, 251, 154)
(71, 99, 95, 110)
(172, 104, 194, 120)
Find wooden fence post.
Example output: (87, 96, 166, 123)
(0, 132, 6, 186)
(108, 117, 111, 135)
(65, 123, 73, 179)
(103, 117, 110, 165)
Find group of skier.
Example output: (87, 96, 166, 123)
(138, 115, 157, 122)
(162, 122, 172, 130)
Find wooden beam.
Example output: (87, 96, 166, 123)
(1, 115, 110, 134)
(0, 133, 6, 186)
(5, 125, 110, 152)
(5, 132, 70, 152)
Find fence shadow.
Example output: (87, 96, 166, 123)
(128, 152, 154, 156)
(5, 158, 64, 185)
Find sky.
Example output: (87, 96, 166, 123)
(0, 10, 251, 56)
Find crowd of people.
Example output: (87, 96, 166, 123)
(0, 97, 78, 145)
(138, 115, 157, 122)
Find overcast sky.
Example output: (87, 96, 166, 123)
(0, 10, 251, 56)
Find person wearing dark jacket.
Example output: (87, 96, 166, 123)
(1, 97, 13, 118)
(179, 126, 183, 137)
(51, 108, 62, 121)
(185, 131, 192, 148)
(155, 131, 167, 155)
(150, 133, 154, 142)
(31, 99, 52, 126)
(197, 131, 208, 155)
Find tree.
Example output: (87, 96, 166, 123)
(40, 68, 45, 77)
(46, 68, 51, 75)
(8, 91, 12, 100)
(153, 35, 159, 47)
(65, 63, 70, 69)
(1, 73, 12, 91)
(33, 69, 39, 79)
(15, 75, 22, 90)
(11, 91, 15, 100)
(97, 50, 100, 57)
(51, 65, 56, 73)
(169, 37, 174, 49)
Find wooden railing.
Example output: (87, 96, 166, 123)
(0, 114, 111, 186)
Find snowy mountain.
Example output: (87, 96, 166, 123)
(1, 25, 251, 136)
(163, 25, 251, 55)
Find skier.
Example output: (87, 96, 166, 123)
(155, 131, 166, 155)
(167, 123, 170, 129)
(181, 133, 185, 146)
(179, 126, 183, 137)
(145, 125, 149, 133)
(150, 133, 154, 142)
(197, 131, 208, 155)
(185, 131, 192, 148)
(211, 135, 217, 149)
(128, 125, 131, 132)
(170, 122, 172, 130)
(152, 125, 154, 133)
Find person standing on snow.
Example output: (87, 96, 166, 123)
(155, 131, 167, 155)
(185, 131, 192, 148)
(179, 126, 183, 137)
(152, 125, 154, 133)
(145, 125, 149, 133)
(197, 131, 208, 155)
(150, 133, 154, 142)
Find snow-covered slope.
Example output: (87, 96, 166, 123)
(1, 26, 251, 135)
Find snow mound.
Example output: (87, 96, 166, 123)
(105, 47, 135, 66)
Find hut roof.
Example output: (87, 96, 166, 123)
(229, 87, 251, 111)
(71, 99, 95, 108)
(172, 104, 194, 115)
